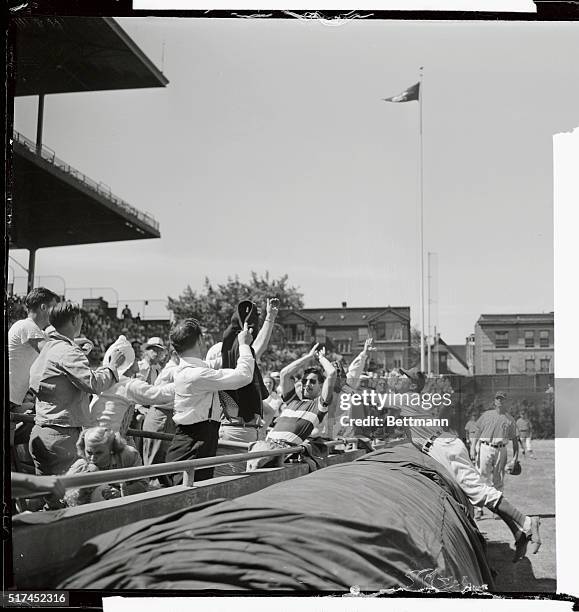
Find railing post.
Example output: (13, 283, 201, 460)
(182, 467, 195, 487)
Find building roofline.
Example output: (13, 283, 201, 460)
(438, 338, 469, 369)
(298, 306, 409, 312)
(103, 17, 169, 88)
(477, 313, 554, 325)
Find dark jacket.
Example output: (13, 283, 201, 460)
(221, 301, 268, 422)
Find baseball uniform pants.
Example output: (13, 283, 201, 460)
(520, 435, 532, 453)
(478, 442, 508, 491)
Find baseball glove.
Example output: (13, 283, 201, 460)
(506, 459, 522, 476)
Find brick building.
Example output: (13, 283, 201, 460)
(473, 313, 554, 375)
(276, 303, 411, 370)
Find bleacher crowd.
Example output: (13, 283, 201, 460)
(8, 288, 542, 563)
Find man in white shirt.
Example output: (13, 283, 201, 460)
(9, 287, 59, 409)
(9, 288, 59, 453)
(165, 318, 255, 484)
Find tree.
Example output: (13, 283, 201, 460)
(167, 272, 304, 354)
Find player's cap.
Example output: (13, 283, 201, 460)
(495, 391, 507, 400)
(144, 336, 166, 350)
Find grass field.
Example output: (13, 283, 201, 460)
(476, 438, 556, 593)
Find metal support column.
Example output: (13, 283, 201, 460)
(36, 94, 45, 155)
(27, 248, 36, 293)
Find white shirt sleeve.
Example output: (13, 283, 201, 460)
(20, 320, 46, 343)
(206, 355, 223, 370)
(345, 351, 367, 390)
(125, 379, 175, 405)
(189, 345, 254, 391)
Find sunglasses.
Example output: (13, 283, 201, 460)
(301, 378, 319, 385)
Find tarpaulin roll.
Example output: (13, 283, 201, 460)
(59, 442, 494, 591)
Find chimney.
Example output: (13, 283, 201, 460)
(341, 301, 347, 308)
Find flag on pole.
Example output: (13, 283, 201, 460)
(382, 82, 420, 103)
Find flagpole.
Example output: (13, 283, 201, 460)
(419, 66, 425, 372)
(427, 251, 432, 376)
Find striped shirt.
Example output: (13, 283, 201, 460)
(474, 409, 516, 444)
(267, 388, 330, 445)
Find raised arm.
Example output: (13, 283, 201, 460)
(58, 345, 125, 395)
(317, 349, 337, 405)
(252, 298, 279, 361)
(194, 323, 255, 391)
(279, 343, 319, 396)
(346, 338, 375, 390)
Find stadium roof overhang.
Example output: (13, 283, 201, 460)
(13, 16, 168, 96)
(10, 136, 160, 250)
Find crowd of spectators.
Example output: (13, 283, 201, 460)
(8, 294, 170, 367)
(78, 307, 170, 366)
(7, 294, 28, 324)
(8, 289, 554, 519)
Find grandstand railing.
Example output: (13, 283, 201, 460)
(12, 441, 360, 496)
(10, 412, 360, 495)
(12, 130, 160, 232)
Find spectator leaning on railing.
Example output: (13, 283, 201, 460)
(64, 426, 148, 506)
(28, 302, 126, 482)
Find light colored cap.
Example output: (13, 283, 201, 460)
(145, 336, 166, 350)
(103, 335, 135, 376)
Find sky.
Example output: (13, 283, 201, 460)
(10, 17, 579, 343)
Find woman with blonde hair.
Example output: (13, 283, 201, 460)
(64, 426, 148, 506)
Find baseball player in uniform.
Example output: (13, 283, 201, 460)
(391, 371, 540, 562)
(470, 392, 518, 495)
(516, 409, 534, 459)
(464, 412, 479, 456)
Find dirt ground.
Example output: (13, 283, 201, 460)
(476, 438, 556, 593)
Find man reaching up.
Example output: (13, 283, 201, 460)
(246, 344, 336, 470)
